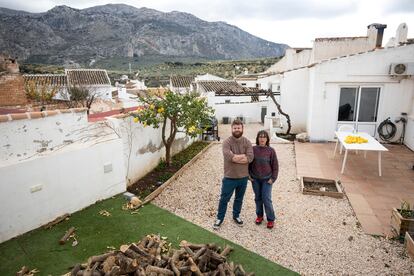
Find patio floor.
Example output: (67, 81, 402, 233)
(295, 141, 414, 236)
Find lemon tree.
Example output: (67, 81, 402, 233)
(132, 90, 214, 165)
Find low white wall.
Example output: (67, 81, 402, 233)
(0, 110, 196, 242)
(0, 138, 126, 243)
(106, 116, 195, 186)
(212, 101, 268, 123)
(0, 111, 88, 165)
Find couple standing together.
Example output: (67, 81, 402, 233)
(213, 119, 279, 230)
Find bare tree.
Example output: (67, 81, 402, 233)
(265, 89, 292, 135)
(61, 85, 101, 114)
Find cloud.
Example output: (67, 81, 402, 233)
(0, 0, 358, 20)
(386, 0, 414, 13)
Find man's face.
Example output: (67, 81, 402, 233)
(232, 124, 243, 138)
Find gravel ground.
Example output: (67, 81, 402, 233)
(153, 143, 414, 275)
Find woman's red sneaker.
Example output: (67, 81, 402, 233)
(267, 221, 274, 229)
(255, 217, 263, 224)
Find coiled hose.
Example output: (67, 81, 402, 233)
(377, 118, 397, 141)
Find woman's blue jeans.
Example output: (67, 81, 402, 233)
(252, 178, 276, 221)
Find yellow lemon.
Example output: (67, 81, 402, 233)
(133, 117, 139, 123)
(149, 104, 155, 110)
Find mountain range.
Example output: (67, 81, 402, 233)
(0, 4, 288, 66)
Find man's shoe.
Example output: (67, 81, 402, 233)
(267, 221, 274, 229)
(255, 216, 264, 225)
(213, 219, 223, 230)
(233, 217, 244, 227)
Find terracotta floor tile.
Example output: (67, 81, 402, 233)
(295, 142, 414, 236)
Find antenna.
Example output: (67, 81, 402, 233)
(129, 63, 131, 74)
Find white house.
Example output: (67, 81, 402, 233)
(65, 69, 113, 100)
(267, 23, 414, 150)
(196, 80, 270, 124)
(170, 76, 194, 94)
(22, 74, 68, 101)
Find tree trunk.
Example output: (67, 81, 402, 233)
(267, 90, 291, 135)
(162, 117, 177, 166)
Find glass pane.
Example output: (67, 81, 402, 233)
(338, 88, 357, 121)
(358, 88, 380, 122)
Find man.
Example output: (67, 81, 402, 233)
(213, 119, 253, 229)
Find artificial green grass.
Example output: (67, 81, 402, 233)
(0, 196, 297, 276)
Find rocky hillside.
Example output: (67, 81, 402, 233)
(0, 4, 288, 66)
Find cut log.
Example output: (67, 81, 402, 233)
(217, 264, 225, 276)
(187, 257, 203, 276)
(88, 252, 116, 266)
(145, 265, 174, 275)
(70, 264, 82, 276)
(105, 265, 120, 276)
(183, 246, 195, 257)
(117, 253, 139, 274)
(220, 246, 233, 257)
(44, 213, 70, 229)
(193, 246, 207, 260)
(129, 243, 150, 257)
(59, 227, 75, 245)
(102, 256, 116, 273)
(16, 266, 30, 276)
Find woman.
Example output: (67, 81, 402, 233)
(249, 130, 279, 229)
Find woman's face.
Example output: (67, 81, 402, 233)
(258, 134, 267, 146)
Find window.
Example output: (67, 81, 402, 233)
(241, 83, 246, 86)
(225, 99, 231, 104)
(338, 87, 380, 122)
(255, 83, 261, 88)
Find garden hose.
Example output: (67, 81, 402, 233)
(377, 118, 397, 141)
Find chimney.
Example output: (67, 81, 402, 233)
(367, 23, 387, 48)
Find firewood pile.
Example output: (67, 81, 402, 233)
(68, 234, 254, 276)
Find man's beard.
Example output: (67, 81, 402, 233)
(232, 130, 243, 138)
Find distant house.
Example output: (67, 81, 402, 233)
(196, 80, 270, 124)
(262, 23, 414, 149)
(170, 74, 225, 94)
(170, 76, 194, 94)
(66, 69, 112, 100)
(23, 74, 68, 100)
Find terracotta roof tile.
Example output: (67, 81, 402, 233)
(198, 80, 262, 96)
(66, 69, 111, 86)
(171, 76, 194, 88)
(23, 74, 67, 86)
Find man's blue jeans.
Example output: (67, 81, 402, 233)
(216, 177, 248, 221)
(252, 178, 276, 221)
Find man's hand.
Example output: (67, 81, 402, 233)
(267, 179, 274, 185)
(232, 154, 248, 164)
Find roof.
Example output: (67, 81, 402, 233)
(269, 43, 414, 75)
(198, 80, 263, 96)
(314, 36, 367, 42)
(66, 69, 111, 86)
(170, 76, 194, 88)
(88, 106, 141, 122)
(23, 74, 67, 87)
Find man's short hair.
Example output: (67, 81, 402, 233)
(231, 119, 243, 127)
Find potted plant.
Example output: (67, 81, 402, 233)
(391, 200, 414, 236)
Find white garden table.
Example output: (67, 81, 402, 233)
(334, 131, 388, 176)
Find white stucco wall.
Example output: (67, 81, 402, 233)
(306, 45, 414, 142)
(235, 79, 257, 88)
(0, 138, 126, 243)
(0, 111, 88, 165)
(267, 48, 312, 73)
(106, 117, 195, 185)
(279, 68, 310, 133)
(0, 110, 197, 242)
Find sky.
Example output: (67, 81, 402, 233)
(0, 0, 413, 47)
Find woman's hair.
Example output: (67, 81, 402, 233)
(256, 130, 270, 146)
